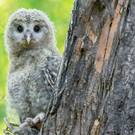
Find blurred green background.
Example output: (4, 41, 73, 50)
(0, 0, 74, 133)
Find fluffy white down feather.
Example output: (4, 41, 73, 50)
(5, 8, 62, 123)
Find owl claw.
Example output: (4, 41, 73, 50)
(3, 118, 39, 135)
(19, 118, 34, 128)
(33, 116, 40, 124)
(24, 117, 40, 126)
(19, 114, 43, 130)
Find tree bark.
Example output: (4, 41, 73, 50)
(41, 0, 135, 135)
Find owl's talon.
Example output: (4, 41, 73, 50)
(25, 117, 40, 126)
(25, 118, 34, 126)
(19, 115, 41, 129)
(19, 118, 33, 128)
(33, 116, 40, 124)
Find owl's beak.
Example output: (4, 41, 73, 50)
(25, 33, 32, 44)
(26, 34, 31, 44)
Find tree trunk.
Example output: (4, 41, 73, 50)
(41, 0, 135, 135)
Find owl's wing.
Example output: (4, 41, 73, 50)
(44, 55, 62, 87)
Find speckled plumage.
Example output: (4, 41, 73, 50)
(5, 8, 61, 122)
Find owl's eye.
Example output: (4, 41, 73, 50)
(34, 25, 40, 32)
(17, 25, 23, 33)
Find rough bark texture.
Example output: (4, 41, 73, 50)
(41, 0, 135, 135)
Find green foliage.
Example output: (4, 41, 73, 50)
(0, 0, 74, 133)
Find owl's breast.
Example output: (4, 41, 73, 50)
(7, 67, 31, 116)
(7, 60, 52, 117)
(27, 63, 52, 115)
(7, 68, 29, 96)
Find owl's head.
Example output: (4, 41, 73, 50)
(5, 8, 56, 54)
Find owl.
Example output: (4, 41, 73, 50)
(5, 8, 62, 127)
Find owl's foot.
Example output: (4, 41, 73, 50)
(19, 112, 45, 130)
(19, 117, 40, 128)
(3, 118, 39, 135)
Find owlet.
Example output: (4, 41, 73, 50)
(5, 8, 62, 125)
